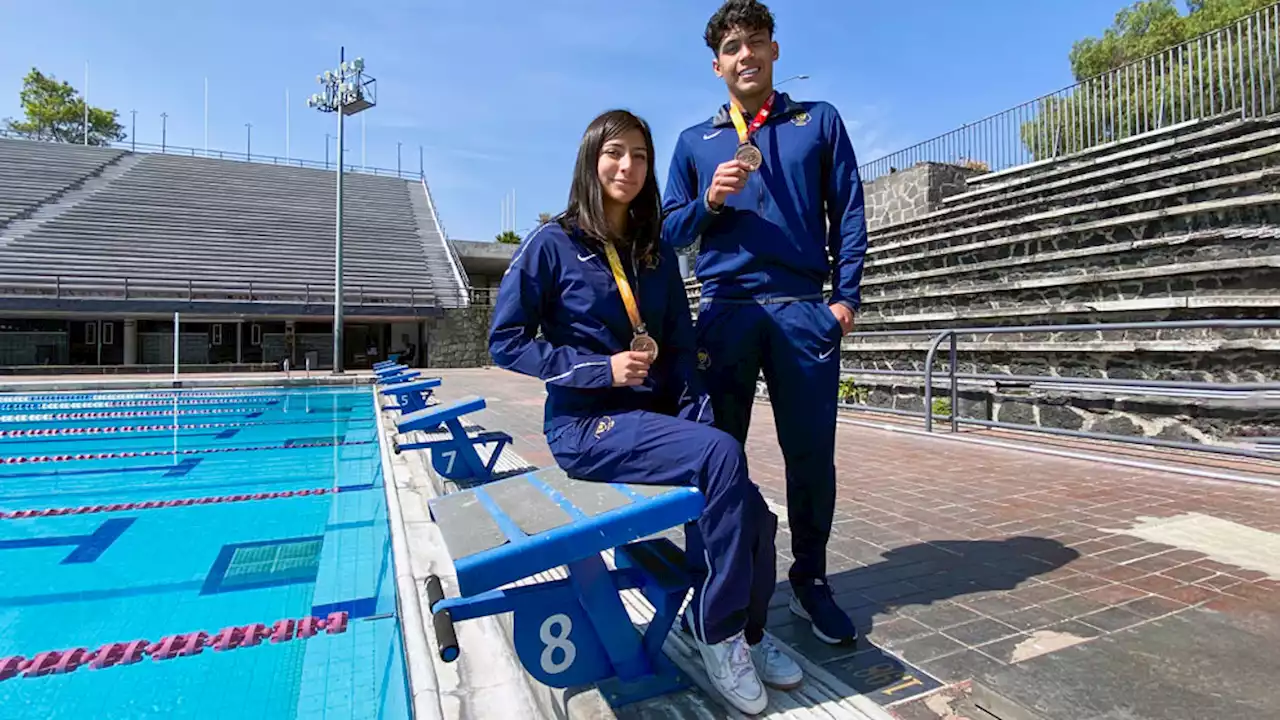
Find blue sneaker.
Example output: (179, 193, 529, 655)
(788, 579, 857, 645)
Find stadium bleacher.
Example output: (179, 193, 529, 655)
(0, 137, 466, 309)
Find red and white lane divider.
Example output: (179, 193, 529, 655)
(0, 397, 271, 410)
(0, 439, 372, 465)
(0, 611, 349, 680)
(0, 421, 262, 438)
(0, 488, 336, 519)
(0, 407, 252, 422)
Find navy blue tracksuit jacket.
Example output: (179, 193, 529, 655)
(488, 220, 777, 644)
(662, 92, 869, 585)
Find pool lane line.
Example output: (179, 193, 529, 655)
(0, 486, 361, 519)
(0, 407, 267, 422)
(0, 418, 366, 438)
(0, 611, 350, 679)
(0, 398, 280, 411)
(0, 439, 375, 465)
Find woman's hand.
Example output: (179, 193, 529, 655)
(611, 351, 652, 387)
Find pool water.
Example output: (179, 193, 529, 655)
(0, 386, 410, 719)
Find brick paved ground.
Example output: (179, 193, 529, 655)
(424, 368, 1280, 717)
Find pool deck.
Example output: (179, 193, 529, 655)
(396, 368, 1280, 720)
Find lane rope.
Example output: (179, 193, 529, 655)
(0, 611, 349, 680)
(0, 488, 337, 519)
(0, 439, 373, 465)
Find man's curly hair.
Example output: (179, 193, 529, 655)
(704, 0, 775, 53)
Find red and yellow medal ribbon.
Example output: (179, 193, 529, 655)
(602, 241, 644, 334)
(728, 92, 776, 144)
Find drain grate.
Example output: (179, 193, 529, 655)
(202, 536, 323, 595)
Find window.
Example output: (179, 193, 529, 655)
(84, 322, 96, 345)
(250, 324, 262, 346)
(102, 322, 114, 345)
(211, 324, 223, 346)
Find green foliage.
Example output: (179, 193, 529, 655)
(495, 230, 521, 244)
(4, 68, 125, 146)
(931, 396, 952, 418)
(1020, 0, 1276, 161)
(838, 377, 870, 405)
(1069, 0, 1273, 80)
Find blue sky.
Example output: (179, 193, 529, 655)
(1, 0, 1132, 242)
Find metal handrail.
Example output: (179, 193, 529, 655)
(0, 128, 422, 181)
(857, 2, 1280, 182)
(0, 273, 438, 307)
(838, 318, 1280, 460)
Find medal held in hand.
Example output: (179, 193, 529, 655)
(602, 241, 658, 363)
(728, 92, 775, 173)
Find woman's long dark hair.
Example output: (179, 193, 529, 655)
(557, 109, 662, 268)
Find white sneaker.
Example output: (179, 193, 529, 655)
(690, 625, 768, 715)
(750, 635, 803, 690)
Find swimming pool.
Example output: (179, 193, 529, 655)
(0, 386, 410, 719)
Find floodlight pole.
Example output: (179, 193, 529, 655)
(334, 46, 346, 375)
(309, 46, 375, 375)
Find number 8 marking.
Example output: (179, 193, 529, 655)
(539, 613, 576, 674)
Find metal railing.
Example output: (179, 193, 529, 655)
(858, 2, 1280, 182)
(0, 129, 422, 181)
(834, 319, 1280, 461)
(0, 273, 463, 309)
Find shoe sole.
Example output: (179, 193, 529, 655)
(788, 596, 855, 646)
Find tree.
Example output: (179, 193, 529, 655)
(1019, 0, 1274, 161)
(537, 212, 553, 224)
(4, 68, 125, 146)
(495, 230, 521, 244)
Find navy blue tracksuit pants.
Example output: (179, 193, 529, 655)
(694, 298, 841, 586)
(547, 409, 777, 646)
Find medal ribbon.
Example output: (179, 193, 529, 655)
(602, 241, 645, 334)
(728, 92, 776, 144)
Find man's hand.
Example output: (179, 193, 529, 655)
(610, 351, 652, 387)
(828, 303, 855, 335)
(706, 159, 748, 208)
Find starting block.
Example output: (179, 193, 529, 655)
(393, 396, 513, 483)
(425, 467, 704, 705)
(379, 377, 441, 414)
(374, 359, 400, 371)
(378, 369, 422, 386)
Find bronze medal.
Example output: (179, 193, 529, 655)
(735, 143, 763, 172)
(630, 332, 659, 362)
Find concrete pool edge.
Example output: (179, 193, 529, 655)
(373, 386, 445, 720)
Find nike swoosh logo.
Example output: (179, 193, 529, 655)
(702, 130, 722, 140)
(577, 253, 596, 262)
(818, 348, 835, 360)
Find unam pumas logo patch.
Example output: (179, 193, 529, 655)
(696, 349, 711, 371)
(791, 111, 811, 127)
(594, 416, 615, 438)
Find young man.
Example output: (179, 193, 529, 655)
(662, 0, 868, 646)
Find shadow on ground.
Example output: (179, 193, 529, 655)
(766, 537, 1081, 704)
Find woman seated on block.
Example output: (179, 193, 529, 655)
(487, 108, 801, 714)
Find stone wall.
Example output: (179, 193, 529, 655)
(425, 306, 494, 368)
(862, 162, 977, 230)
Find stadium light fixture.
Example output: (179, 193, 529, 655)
(308, 46, 377, 375)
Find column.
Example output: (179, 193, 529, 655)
(123, 319, 138, 365)
(236, 322, 243, 365)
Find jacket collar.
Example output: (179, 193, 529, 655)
(710, 91, 799, 129)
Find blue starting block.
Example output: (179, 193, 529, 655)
(374, 359, 400, 371)
(394, 396, 513, 483)
(425, 467, 705, 705)
(379, 369, 422, 386)
(379, 377, 442, 414)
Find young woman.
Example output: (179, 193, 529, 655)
(487, 109, 802, 714)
